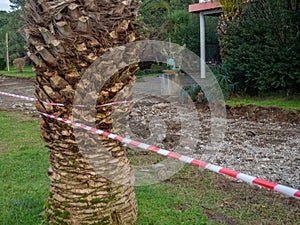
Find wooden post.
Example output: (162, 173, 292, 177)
(5, 32, 9, 72)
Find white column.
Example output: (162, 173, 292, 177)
(200, 12, 205, 78)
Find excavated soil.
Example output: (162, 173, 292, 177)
(0, 74, 299, 190)
(127, 96, 299, 190)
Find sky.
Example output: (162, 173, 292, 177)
(0, 0, 11, 12)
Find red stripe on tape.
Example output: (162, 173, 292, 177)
(219, 168, 239, 178)
(129, 140, 141, 147)
(190, 159, 207, 168)
(147, 146, 160, 153)
(253, 178, 277, 190)
(294, 190, 300, 198)
(114, 136, 124, 142)
(89, 128, 98, 133)
(167, 152, 181, 159)
(102, 131, 110, 137)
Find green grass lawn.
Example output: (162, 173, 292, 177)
(0, 112, 49, 224)
(0, 65, 35, 79)
(227, 96, 300, 112)
(0, 111, 299, 224)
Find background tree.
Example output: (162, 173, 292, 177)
(217, 0, 244, 59)
(9, 0, 27, 10)
(139, 0, 220, 60)
(139, 0, 200, 54)
(0, 10, 26, 67)
(23, 0, 141, 224)
(221, 0, 300, 95)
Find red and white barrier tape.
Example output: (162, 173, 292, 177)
(1, 91, 299, 199)
(40, 112, 300, 200)
(96, 100, 130, 108)
(0, 91, 130, 108)
(0, 91, 36, 102)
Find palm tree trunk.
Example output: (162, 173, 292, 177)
(22, 0, 140, 224)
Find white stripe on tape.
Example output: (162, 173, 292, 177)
(274, 184, 298, 197)
(179, 155, 194, 164)
(138, 143, 150, 150)
(157, 149, 170, 156)
(122, 138, 132, 144)
(108, 133, 117, 139)
(206, 164, 222, 173)
(237, 173, 256, 184)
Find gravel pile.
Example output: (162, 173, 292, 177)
(128, 96, 300, 189)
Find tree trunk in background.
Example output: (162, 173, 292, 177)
(22, 0, 140, 224)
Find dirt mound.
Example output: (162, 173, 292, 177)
(226, 104, 300, 124)
(195, 102, 300, 124)
(129, 98, 300, 189)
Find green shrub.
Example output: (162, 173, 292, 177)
(0, 58, 5, 70)
(220, 0, 300, 95)
(182, 85, 206, 103)
(211, 64, 238, 98)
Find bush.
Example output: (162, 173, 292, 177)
(211, 64, 237, 98)
(0, 59, 5, 70)
(221, 0, 300, 95)
(182, 85, 206, 103)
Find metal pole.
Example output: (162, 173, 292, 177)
(200, 12, 205, 78)
(5, 32, 9, 72)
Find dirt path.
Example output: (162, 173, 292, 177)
(0, 74, 299, 190)
(0, 75, 36, 113)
